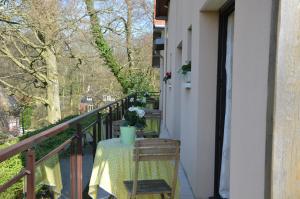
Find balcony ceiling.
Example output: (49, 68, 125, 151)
(155, 0, 169, 20)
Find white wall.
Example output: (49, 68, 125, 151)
(162, 0, 274, 198)
(230, 0, 272, 198)
(164, 0, 219, 198)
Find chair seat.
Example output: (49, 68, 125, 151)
(123, 179, 172, 195)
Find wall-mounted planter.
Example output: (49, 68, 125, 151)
(183, 71, 191, 89)
(184, 71, 191, 83)
(184, 82, 191, 89)
(168, 81, 172, 88)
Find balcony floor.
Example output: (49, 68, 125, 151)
(160, 127, 195, 199)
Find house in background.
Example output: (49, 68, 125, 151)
(155, 0, 300, 199)
(0, 87, 21, 136)
(79, 96, 94, 113)
(102, 95, 116, 103)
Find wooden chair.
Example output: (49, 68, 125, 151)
(143, 110, 162, 138)
(146, 97, 159, 109)
(112, 120, 124, 137)
(123, 139, 180, 199)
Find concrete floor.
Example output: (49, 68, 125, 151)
(159, 128, 195, 199)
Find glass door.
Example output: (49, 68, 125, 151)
(213, 1, 235, 198)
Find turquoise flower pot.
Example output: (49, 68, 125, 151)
(120, 126, 136, 145)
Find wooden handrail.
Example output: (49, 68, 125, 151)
(35, 136, 74, 166)
(0, 94, 134, 163)
(0, 169, 29, 193)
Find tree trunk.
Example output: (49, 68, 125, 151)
(43, 46, 61, 124)
(69, 84, 74, 115)
(84, 0, 131, 93)
(125, 0, 134, 68)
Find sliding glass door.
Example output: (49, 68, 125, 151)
(214, 1, 235, 198)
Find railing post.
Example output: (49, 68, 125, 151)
(76, 123, 83, 199)
(70, 139, 76, 199)
(116, 103, 120, 120)
(109, 106, 113, 138)
(121, 99, 125, 117)
(97, 112, 102, 141)
(105, 114, 109, 139)
(92, 124, 97, 158)
(26, 148, 35, 199)
(127, 96, 130, 107)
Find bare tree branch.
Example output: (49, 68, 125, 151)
(0, 44, 49, 84)
(0, 78, 49, 105)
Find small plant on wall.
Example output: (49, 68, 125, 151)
(178, 61, 191, 75)
(163, 72, 172, 83)
(179, 61, 192, 87)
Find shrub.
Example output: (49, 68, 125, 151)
(0, 140, 24, 199)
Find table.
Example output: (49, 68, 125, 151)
(89, 138, 180, 199)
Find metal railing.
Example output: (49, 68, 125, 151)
(0, 93, 157, 199)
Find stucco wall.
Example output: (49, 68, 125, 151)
(230, 0, 272, 198)
(162, 0, 274, 198)
(272, 0, 300, 198)
(163, 0, 219, 198)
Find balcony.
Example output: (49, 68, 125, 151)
(0, 93, 194, 199)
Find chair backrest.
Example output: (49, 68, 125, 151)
(112, 120, 123, 137)
(133, 138, 179, 161)
(146, 97, 159, 109)
(144, 110, 162, 137)
(131, 139, 180, 198)
(144, 109, 162, 119)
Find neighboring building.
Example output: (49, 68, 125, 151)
(79, 96, 94, 113)
(155, 0, 300, 199)
(102, 95, 116, 103)
(0, 87, 21, 136)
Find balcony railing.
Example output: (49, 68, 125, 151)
(0, 92, 160, 199)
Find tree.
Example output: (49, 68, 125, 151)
(85, 0, 134, 93)
(84, 0, 158, 94)
(0, 0, 63, 123)
(125, 0, 134, 68)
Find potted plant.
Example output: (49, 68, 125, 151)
(179, 61, 191, 83)
(163, 72, 172, 83)
(120, 106, 146, 144)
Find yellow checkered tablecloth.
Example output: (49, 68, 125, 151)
(88, 138, 180, 199)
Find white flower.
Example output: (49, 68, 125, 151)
(136, 109, 145, 118)
(128, 106, 135, 112)
(130, 97, 134, 102)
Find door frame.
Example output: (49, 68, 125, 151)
(213, 1, 235, 198)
